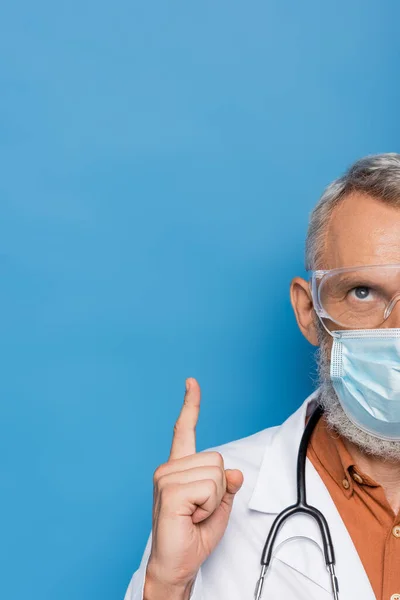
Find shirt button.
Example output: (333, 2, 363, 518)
(342, 478, 350, 490)
(392, 526, 400, 538)
(352, 472, 363, 484)
(390, 594, 400, 600)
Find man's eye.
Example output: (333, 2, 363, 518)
(351, 286, 371, 299)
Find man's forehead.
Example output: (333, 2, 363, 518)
(321, 192, 400, 270)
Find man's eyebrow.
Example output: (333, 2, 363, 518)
(328, 270, 400, 292)
(329, 272, 375, 285)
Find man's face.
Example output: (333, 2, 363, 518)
(291, 191, 400, 353)
(291, 192, 400, 460)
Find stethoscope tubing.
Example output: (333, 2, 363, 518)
(254, 405, 340, 599)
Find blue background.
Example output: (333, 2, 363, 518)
(0, 1, 398, 598)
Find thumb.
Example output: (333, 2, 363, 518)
(199, 469, 244, 546)
(224, 469, 244, 503)
(210, 469, 244, 522)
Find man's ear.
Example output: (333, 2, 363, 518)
(290, 276, 319, 346)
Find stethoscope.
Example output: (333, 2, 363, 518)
(254, 404, 340, 599)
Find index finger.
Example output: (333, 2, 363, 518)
(169, 378, 201, 461)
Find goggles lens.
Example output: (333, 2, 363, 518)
(315, 265, 400, 329)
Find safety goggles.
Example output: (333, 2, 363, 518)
(310, 264, 400, 330)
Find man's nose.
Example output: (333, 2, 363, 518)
(383, 294, 400, 328)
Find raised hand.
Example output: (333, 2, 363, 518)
(144, 378, 244, 600)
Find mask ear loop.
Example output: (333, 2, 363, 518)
(317, 315, 341, 339)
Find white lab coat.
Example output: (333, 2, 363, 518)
(125, 390, 376, 599)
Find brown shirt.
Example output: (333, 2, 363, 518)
(307, 416, 400, 600)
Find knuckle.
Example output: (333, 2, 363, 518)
(160, 481, 179, 502)
(205, 478, 218, 496)
(155, 473, 168, 490)
(173, 420, 184, 435)
(153, 463, 167, 484)
(173, 417, 195, 436)
(209, 451, 224, 467)
(208, 465, 224, 483)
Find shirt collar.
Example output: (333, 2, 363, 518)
(309, 416, 380, 495)
(308, 415, 357, 498)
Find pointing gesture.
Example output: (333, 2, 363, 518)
(145, 378, 244, 599)
(169, 378, 200, 460)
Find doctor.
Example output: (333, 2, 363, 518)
(126, 153, 400, 600)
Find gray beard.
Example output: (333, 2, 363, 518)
(315, 318, 400, 462)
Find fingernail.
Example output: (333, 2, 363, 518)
(185, 379, 191, 392)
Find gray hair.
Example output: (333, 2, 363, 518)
(305, 153, 400, 270)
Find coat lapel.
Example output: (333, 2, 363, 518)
(248, 391, 375, 599)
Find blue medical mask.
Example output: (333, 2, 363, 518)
(330, 329, 400, 440)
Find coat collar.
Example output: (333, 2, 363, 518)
(248, 389, 319, 514)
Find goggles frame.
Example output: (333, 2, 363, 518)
(308, 263, 400, 332)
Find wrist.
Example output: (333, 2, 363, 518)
(144, 564, 196, 600)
